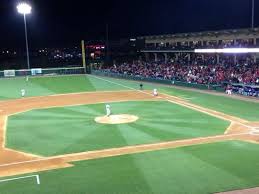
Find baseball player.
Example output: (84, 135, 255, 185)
(106, 104, 111, 117)
(226, 85, 232, 95)
(21, 89, 26, 97)
(139, 83, 143, 90)
(153, 88, 158, 96)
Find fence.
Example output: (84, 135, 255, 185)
(0, 67, 85, 78)
(91, 70, 224, 92)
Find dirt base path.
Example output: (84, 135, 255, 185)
(0, 90, 259, 178)
(216, 187, 259, 194)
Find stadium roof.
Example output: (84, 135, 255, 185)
(139, 28, 259, 41)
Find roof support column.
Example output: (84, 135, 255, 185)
(164, 53, 168, 63)
(144, 53, 149, 61)
(154, 53, 158, 62)
(217, 54, 220, 64)
(234, 55, 237, 64)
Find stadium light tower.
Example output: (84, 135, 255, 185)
(252, 0, 255, 28)
(17, 2, 32, 70)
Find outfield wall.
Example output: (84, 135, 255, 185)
(0, 67, 85, 78)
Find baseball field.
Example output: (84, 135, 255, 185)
(0, 74, 259, 194)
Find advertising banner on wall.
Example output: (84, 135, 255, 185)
(31, 68, 42, 76)
(4, 70, 15, 77)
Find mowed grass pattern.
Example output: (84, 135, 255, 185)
(0, 75, 258, 121)
(90, 76, 259, 121)
(1, 141, 259, 194)
(0, 75, 132, 100)
(6, 101, 229, 156)
(1, 75, 259, 194)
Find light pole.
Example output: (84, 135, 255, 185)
(252, 0, 255, 29)
(17, 2, 32, 70)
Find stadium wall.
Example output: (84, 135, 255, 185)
(0, 67, 85, 78)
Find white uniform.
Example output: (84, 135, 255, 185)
(153, 89, 158, 96)
(106, 104, 111, 117)
(226, 89, 232, 95)
(21, 89, 26, 97)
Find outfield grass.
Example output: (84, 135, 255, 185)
(91, 76, 259, 121)
(0, 75, 258, 121)
(0, 75, 130, 100)
(6, 101, 229, 156)
(1, 141, 259, 194)
(2, 75, 259, 194)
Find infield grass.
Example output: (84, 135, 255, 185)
(2, 75, 259, 194)
(1, 141, 259, 194)
(6, 101, 229, 156)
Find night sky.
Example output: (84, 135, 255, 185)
(0, 0, 257, 48)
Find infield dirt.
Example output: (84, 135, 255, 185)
(0, 90, 258, 178)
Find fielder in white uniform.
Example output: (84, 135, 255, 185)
(106, 104, 111, 117)
(226, 89, 232, 95)
(21, 89, 26, 97)
(153, 88, 158, 96)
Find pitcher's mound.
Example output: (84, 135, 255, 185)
(95, 114, 139, 124)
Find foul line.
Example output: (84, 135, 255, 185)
(0, 75, 256, 174)
(0, 132, 249, 168)
(0, 174, 40, 185)
(89, 75, 253, 129)
(1, 116, 7, 148)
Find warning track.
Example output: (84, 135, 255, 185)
(0, 90, 258, 178)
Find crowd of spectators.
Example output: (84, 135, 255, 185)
(101, 56, 259, 86)
(145, 39, 258, 51)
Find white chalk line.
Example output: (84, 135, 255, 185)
(0, 132, 249, 168)
(94, 75, 259, 103)
(1, 116, 7, 148)
(0, 91, 159, 160)
(1, 114, 42, 157)
(178, 95, 196, 100)
(89, 75, 254, 129)
(250, 128, 259, 135)
(89, 75, 142, 92)
(166, 99, 253, 130)
(0, 174, 40, 185)
(0, 75, 257, 170)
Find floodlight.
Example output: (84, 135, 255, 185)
(17, 2, 32, 70)
(17, 2, 32, 15)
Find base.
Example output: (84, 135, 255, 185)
(250, 128, 259, 135)
(95, 114, 139, 124)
